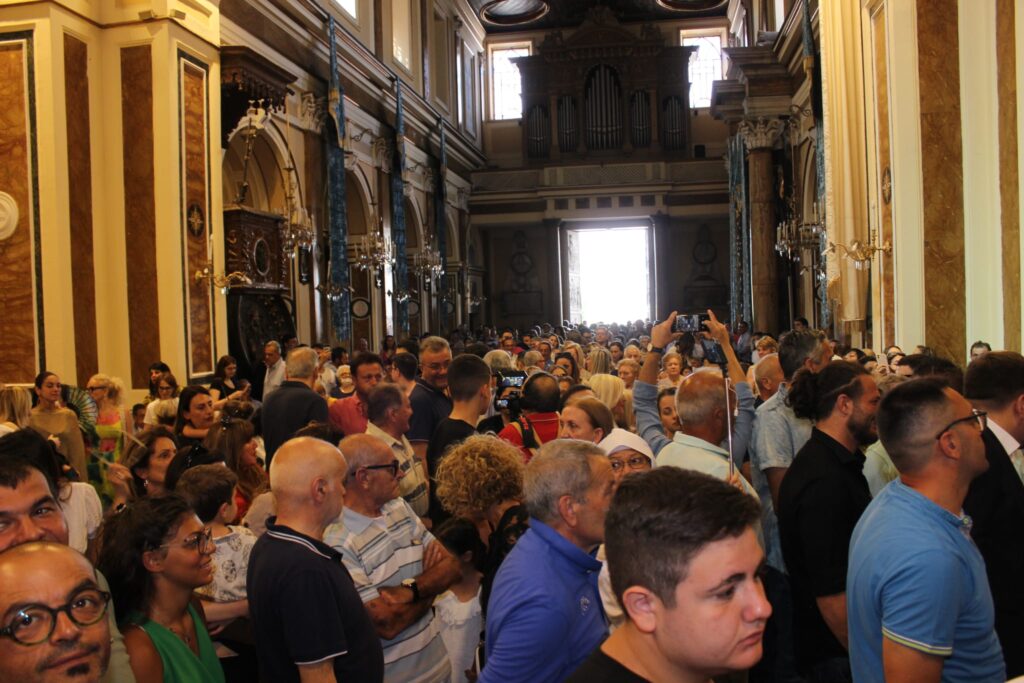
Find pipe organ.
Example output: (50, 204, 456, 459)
(514, 9, 695, 162)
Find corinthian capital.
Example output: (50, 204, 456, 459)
(738, 117, 784, 151)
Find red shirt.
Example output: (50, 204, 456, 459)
(328, 395, 368, 435)
(498, 412, 561, 462)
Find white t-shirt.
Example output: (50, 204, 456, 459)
(196, 526, 257, 602)
(60, 482, 103, 554)
(433, 587, 482, 683)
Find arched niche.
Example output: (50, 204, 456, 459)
(222, 120, 300, 214)
(346, 172, 370, 236)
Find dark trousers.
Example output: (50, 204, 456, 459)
(750, 566, 804, 683)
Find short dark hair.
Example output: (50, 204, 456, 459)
(560, 383, 593, 411)
(331, 346, 348, 364)
(392, 353, 418, 381)
(367, 384, 406, 424)
(434, 517, 486, 571)
(787, 360, 870, 421)
(521, 372, 560, 412)
(898, 354, 964, 390)
(448, 354, 491, 402)
(964, 351, 1024, 409)
(292, 421, 337, 444)
(877, 378, 951, 473)
(778, 329, 826, 379)
(606, 468, 760, 607)
(794, 317, 809, 327)
(971, 340, 992, 353)
(176, 464, 238, 523)
(0, 430, 61, 496)
(399, 339, 420, 357)
(350, 352, 384, 377)
(164, 444, 225, 492)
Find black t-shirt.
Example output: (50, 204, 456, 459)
(407, 379, 452, 443)
(565, 647, 650, 683)
(425, 417, 477, 524)
(247, 519, 384, 683)
(777, 428, 872, 670)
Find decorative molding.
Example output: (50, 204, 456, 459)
(456, 188, 470, 211)
(0, 192, 18, 241)
(372, 137, 393, 172)
(299, 93, 326, 132)
(738, 117, 784, 150)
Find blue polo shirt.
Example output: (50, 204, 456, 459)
(481, 519, 607, 683)
(848, 480, 1005, 683)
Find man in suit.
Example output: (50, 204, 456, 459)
(964, 351, 1024, 677)
(262, 346, 329, 468)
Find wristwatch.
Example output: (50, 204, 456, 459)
(401, 578, 421, 602)
(649, 345, 665, 355)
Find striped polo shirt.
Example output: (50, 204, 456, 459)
(324, 499, 451, 683)
(365, 422, 430, 518)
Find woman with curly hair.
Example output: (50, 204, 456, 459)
(203, 416, 267, 522)
(97, 494, 223, 683)
(435, 434, 527, 612)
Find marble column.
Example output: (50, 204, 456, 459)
(739, 118, 784, 334)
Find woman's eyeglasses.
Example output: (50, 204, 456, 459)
(157, 527, 215, 553)
(609, 455, 651, 471)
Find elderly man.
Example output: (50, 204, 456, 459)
(408, 337, 454, 461)
(247, 437, 384, 683)
(848, 379, 1004, 683)
(329, 352, 385, 436)
(0, 431, 132, 683)
(261, 340, 286, 399)
(261, 347, 329, 466)
(963, 351, 1024, 676)
(753, 354, 785, 403)
(325, 434, 459, 683)
(568, 468, 771, 683)
(778, 361, 879, 682)
(366, 384, 430, 519)
(0, 543, 112, 683)
(481, 440, 615, 683)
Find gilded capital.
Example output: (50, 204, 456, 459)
(738, 118, 784, 151)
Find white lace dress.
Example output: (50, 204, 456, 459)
(433, 587, 482, 683)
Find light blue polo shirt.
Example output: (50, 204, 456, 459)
(848, 480, 1005, 683)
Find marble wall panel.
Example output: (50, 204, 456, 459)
(0, 37, 39, 383)
(121, 45, 160, 389)
(872, 10, 896, 349)
(64, 34, 98, 386)
(917, 0, 966, 362)
(998, 0, 1020, 352)
(181, 57, 213, 375)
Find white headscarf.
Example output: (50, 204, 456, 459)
(598, 428, 655, 464)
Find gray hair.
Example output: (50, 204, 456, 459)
(285, 347, 318, 380)
(524, 440, 605, 524)
(419, 336, 451, 355)
(523, 350, 544, 369)
(367, 383, 405, 424)
(676, 369, 726, 426)
(264, 340, 282, 353)
(483, 349, 513, 371)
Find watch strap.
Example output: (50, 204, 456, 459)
(649, 345, 665, 355)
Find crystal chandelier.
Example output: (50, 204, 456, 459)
(354, 217, 396, 288)
(411, 238, 444, 286)
(775, 200, 825, 262)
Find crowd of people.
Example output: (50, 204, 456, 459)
(0, 312, 1020, 683)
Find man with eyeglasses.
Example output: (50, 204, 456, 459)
(325, 434, 460, 683)
(963, 351, 1024, 677)
(0, 431, 133, 683)
(408, 337, 454, 464)
(0, 542, 111, 682)
(848, 379, 1004, 683)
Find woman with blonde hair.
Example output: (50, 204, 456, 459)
(587, 346, 613, 377)
(435, 434, 527, 611)
(589, 374, 632, 431)
(658, 351, 684, 389)
(0, 384, 33, 436)
(86, 373, 130, 505)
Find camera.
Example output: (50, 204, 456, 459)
(494, 369, 527, 414)
(701, 338, 728, 365)
(674, 313, 709, 334)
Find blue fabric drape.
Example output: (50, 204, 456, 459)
(435, 119, 448, 275)
(325, 15, 351, 341)
(391, 81, 409, 336)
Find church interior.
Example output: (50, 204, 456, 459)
(0, 0, 1019, 394)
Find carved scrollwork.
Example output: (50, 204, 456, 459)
(300, 92, 326, 133)
(738, 117, 784, 151)
(372, 137, 394, 173)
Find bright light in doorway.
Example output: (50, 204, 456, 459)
(578, 227, 650, 324)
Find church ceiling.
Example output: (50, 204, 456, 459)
(471, 0, 728, 32)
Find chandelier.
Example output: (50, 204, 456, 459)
(775, 200, 825, 262)
(354, 216, 396, 287)
(411, 239, 444, 285)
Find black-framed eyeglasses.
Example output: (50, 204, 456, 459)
(935, 409, 987, 440)
(0, 589, 110, 645)
(361, 460, 401, 477)
(157, 527, 214, 553)
(421, 361, 451, 372)
(609, 455, 651, 471)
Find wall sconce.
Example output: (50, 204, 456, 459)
(827, 230, 892, 271)
(195, 262, 252, 294)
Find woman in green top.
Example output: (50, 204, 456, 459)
(98, 494, 225, 683)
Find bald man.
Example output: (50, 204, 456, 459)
(753, 354, 785, 403)
(0, 542, 111, 683)
(247, 437, 384, 683)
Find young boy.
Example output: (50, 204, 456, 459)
(176, 464, 257, 603)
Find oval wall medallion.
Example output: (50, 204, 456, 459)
(351, 297, 371, 319)
(0, 192, 19, 241)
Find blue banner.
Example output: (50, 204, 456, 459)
(391, 80, 409, 336)
(325, 15, 352, 342)
(436, 118, 448, 275)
